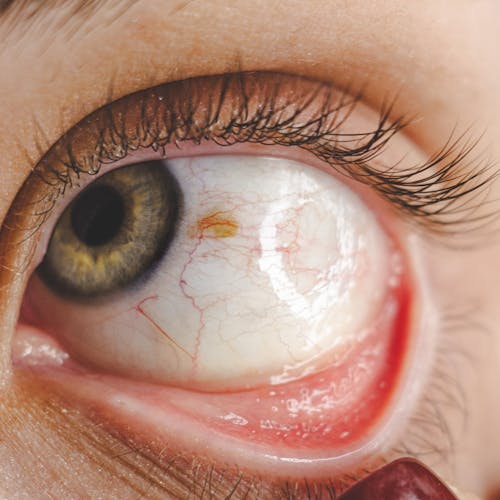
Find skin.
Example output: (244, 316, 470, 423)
(0, 0, 498, 497)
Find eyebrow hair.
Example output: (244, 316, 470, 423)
(0, 0, 141, 42)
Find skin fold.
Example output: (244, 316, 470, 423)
(0, 0, 499, 497)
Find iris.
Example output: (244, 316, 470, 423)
(38, 161, 181, 297)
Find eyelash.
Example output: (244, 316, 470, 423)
(27, 71, 493, 240)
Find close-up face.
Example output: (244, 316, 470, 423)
(0, 1, 499, 498)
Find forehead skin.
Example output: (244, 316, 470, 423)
(0, 0, 499, 497)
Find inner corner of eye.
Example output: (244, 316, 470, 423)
(14, 152, 417, 472)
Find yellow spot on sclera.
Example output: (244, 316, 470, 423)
(192, 210, 239, 238)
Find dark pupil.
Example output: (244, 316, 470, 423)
(71, 184, 125, 247)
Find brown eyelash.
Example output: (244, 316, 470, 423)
(24, 71, 496, 242)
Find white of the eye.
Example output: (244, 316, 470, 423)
(31, 155, 395, 390)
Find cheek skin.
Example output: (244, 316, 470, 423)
(3, 376, 291, 498)
(0, 376, 179, 498)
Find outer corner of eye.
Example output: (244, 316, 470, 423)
(6, 74, 437, 487)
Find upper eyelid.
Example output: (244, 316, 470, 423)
(11, 72, 497, 242)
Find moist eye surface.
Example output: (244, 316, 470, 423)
(25, 153, 408, 416)
(38, 160, 181, 298)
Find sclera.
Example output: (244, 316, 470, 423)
(25, 155, 394, 391)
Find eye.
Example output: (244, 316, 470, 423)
(7, 72, 483, 492)
(26, 152, 402, 395)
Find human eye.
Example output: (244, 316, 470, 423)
(3, 1, 500, 498)
(0, 69, 490, 497)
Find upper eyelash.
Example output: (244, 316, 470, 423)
(28, 71, 495, 237)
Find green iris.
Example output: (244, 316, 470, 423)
(38, 161, 181, 298)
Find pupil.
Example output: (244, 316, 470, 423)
(71, 184, 125, 247)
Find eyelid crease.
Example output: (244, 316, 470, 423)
(6, 71, 497, 258)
